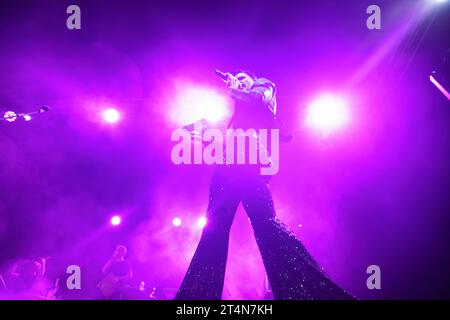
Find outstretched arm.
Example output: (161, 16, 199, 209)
(224, 73, 276, 114)
(230, 85, 274, 105)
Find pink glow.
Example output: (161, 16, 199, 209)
(305, 94, 350, 136)
(169, 83, 231, 125)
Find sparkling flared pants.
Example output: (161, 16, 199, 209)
(175, 166, 353, 300)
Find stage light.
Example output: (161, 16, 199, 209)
(102, 108, 121, 123)
(427, 0, 448, 5)
(172, 217, 182, 227)
(305, 94, 350, 136)
(197, 216, 207, 228)
(110, 215, 122, 226)
(3, 111, 17, 122)
(171, 85, 230, 125)
(430, 74, 450, 100)
(23, 114, 32, 121)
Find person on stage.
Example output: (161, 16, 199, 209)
(175, 70, 354, 300)
(99, 245, 133, 299)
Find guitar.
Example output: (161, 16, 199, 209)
(98, 273, 127, 299)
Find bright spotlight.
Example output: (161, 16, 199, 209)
(172, 217, 182, 227)
(171, 85, 230, 125)
(305, 94, 350, 136)
(110, 215, 122, 226)
(197, 216, 207, 228)
(102, 108, 121, 123)
(3, 111, 17, 122)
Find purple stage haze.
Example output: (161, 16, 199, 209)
(0, 0, 449, 300)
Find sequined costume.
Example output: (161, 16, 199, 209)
(175, 76, 353, 300)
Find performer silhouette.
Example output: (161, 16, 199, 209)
(175, 70, 353, 300)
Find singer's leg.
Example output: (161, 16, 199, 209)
(175, 167, 240, 300)
(242, 180, 354, 300)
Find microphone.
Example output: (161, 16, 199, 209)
(39, 106, 51, 113)
(215, 69, 229, 81)
(1, 105, 51, 123)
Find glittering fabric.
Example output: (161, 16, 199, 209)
(175, 165, 354, 300)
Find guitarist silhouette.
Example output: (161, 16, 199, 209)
(98, 245, 133, 299)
